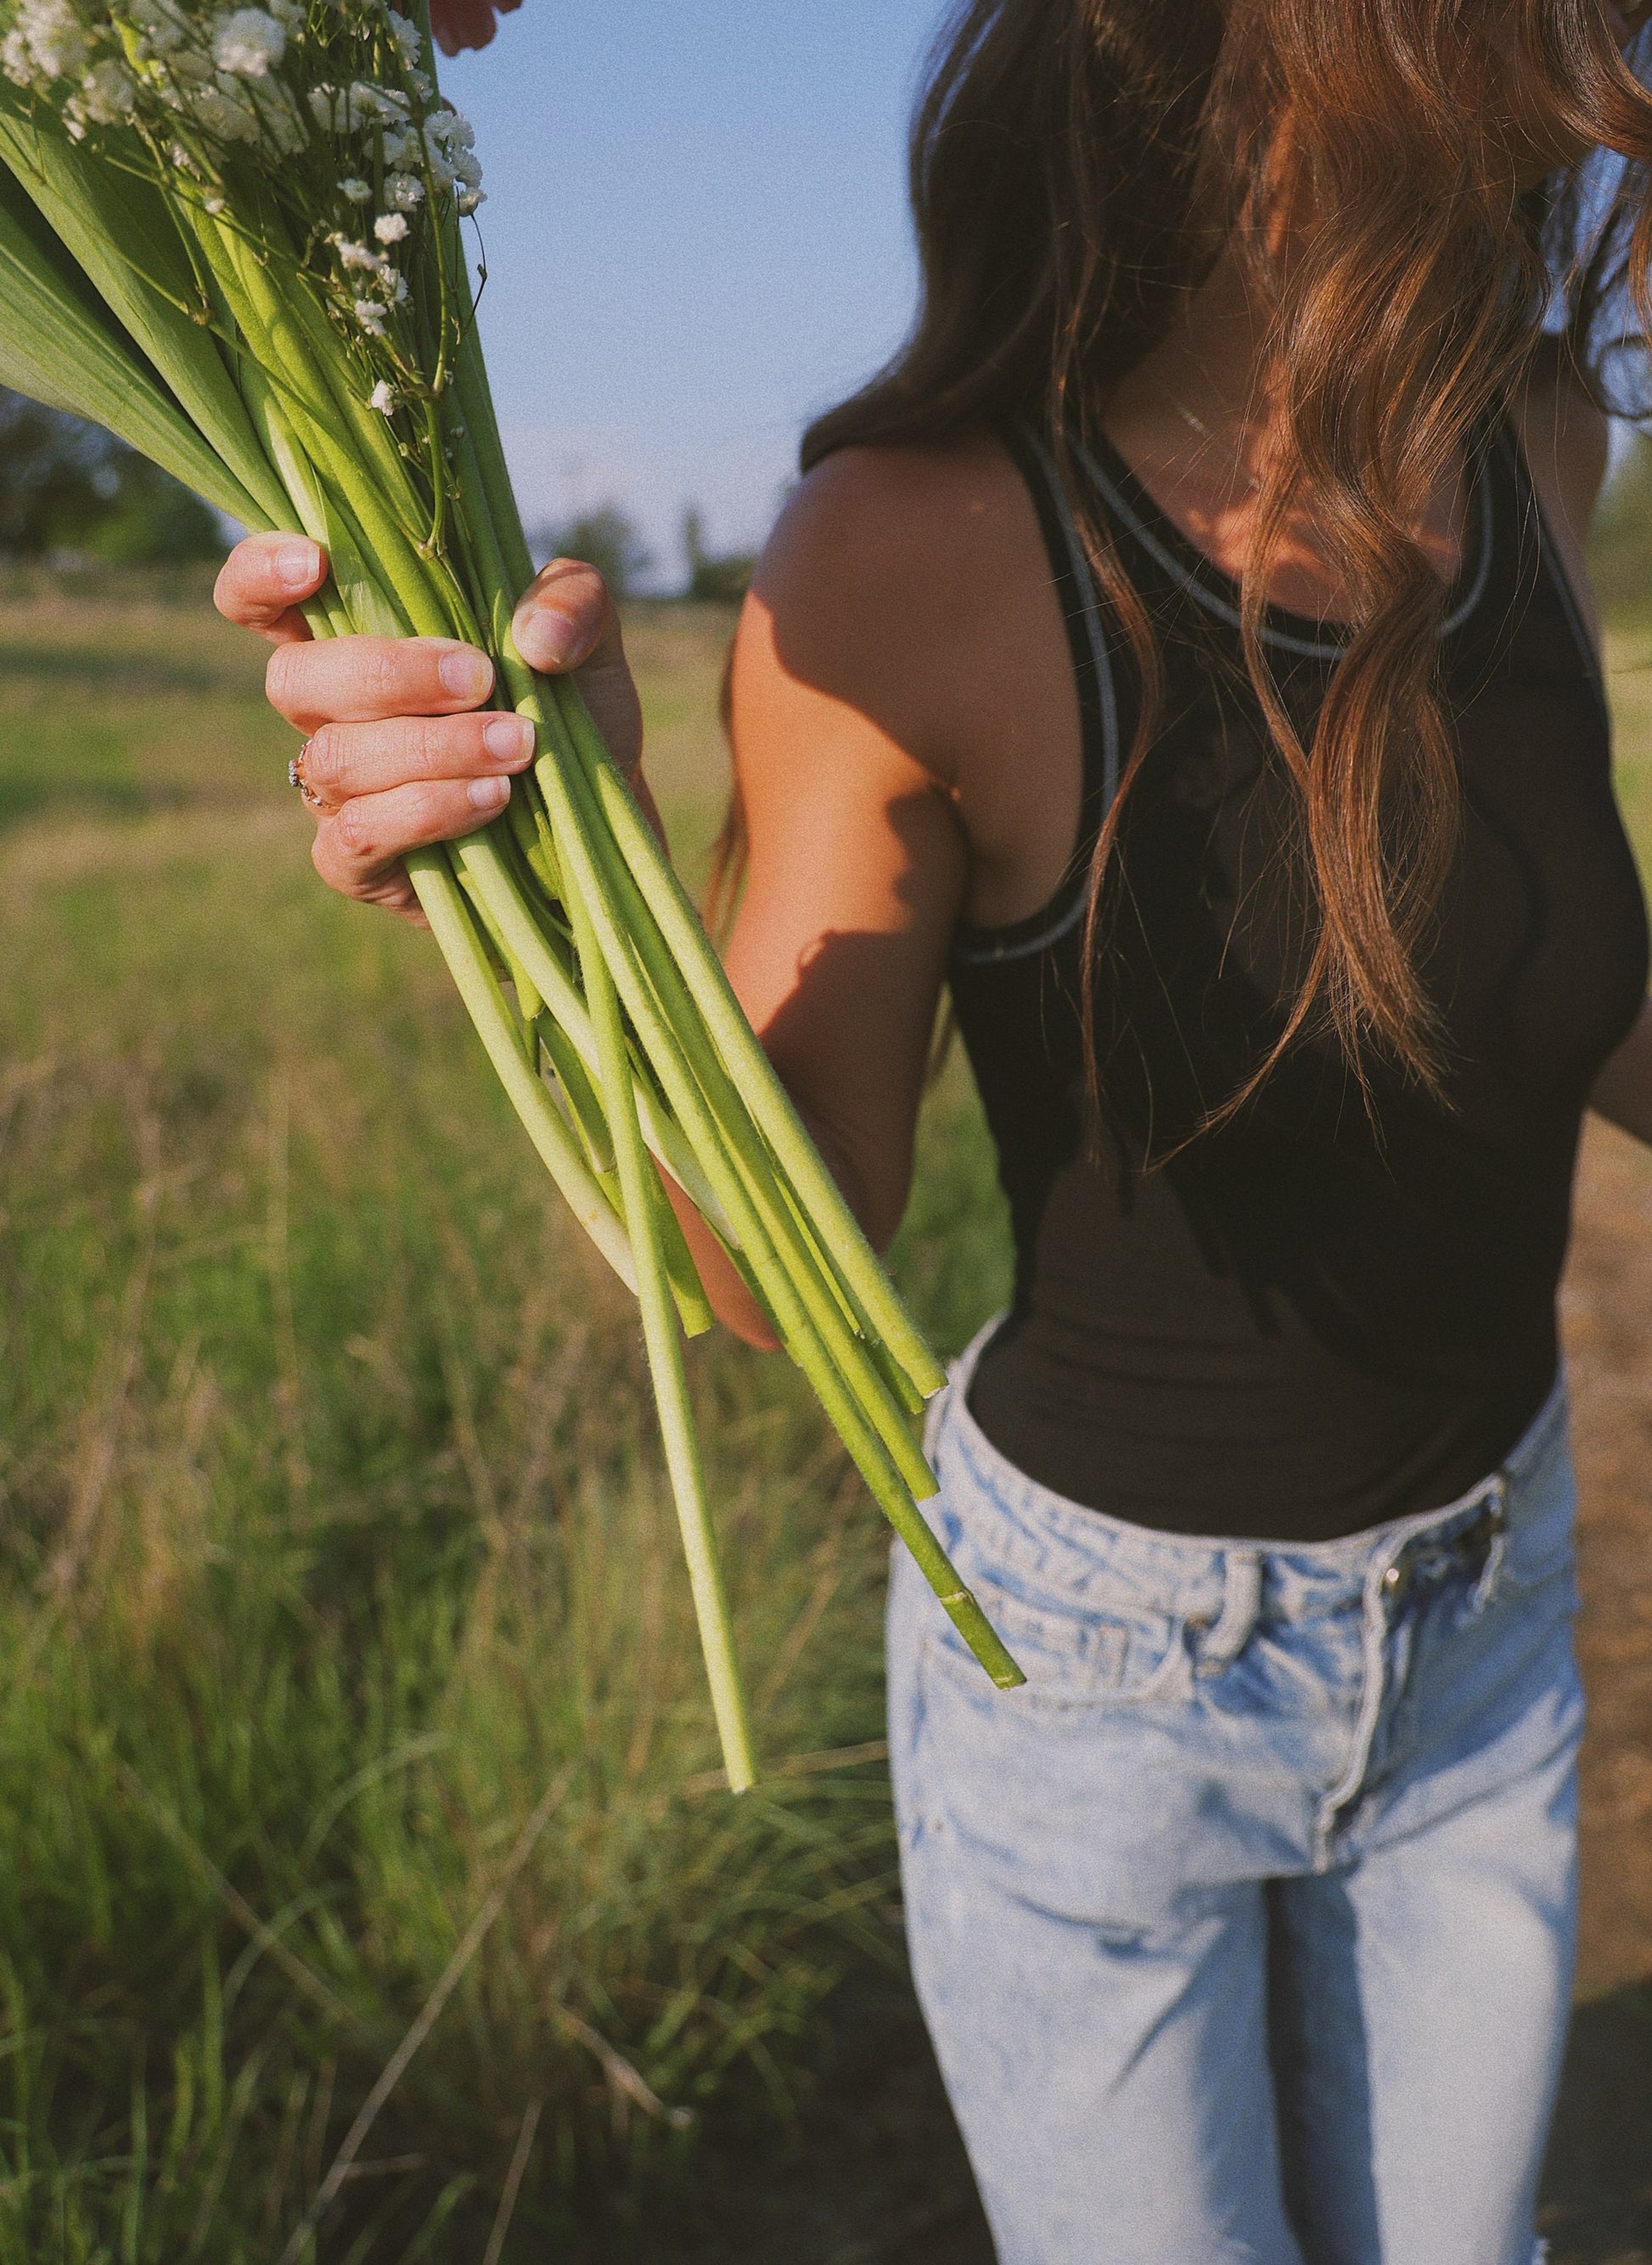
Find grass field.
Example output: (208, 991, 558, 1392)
(2, 561, 1650, 2262)
(0, 570, 1009, 2262)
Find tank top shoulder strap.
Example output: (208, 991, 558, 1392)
(952, 424, 1122, 970)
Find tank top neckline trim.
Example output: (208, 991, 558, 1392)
(1076, 420, 1497, 660)
(952, 419, 1506, 972)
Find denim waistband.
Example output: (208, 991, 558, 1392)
(931, 1316, 1571, 1630)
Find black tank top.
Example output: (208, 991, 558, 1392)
(951, 419, 1649, 1542)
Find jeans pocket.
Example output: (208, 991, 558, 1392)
(928, 1573, 1188, 1708)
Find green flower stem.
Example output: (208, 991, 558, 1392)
(405, 845, 638, 1294)
(243, 378, 408, 639)
(561, 691, 945, 1403)
(187, 213, 460, 642)
(525, 701, 941, 1503)
(454, 829, 731, 1237)
(448, 393, 1020, 1684)
(514, 702, 979, 1605)
(201, 191, 433, 531)
(576, 913, 755, 1788)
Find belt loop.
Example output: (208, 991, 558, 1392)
(1195, 1550, 1262, 1675)
(1472, 1474, 1509, 1613)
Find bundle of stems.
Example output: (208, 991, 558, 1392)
(0, 0, 1024, 1787)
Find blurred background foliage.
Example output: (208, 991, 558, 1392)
(0, 390, 225, 567)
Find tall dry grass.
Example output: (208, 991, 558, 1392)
(0, 575, 1009, 2261)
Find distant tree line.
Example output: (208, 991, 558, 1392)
(529, 500, 757, 604)
(0, 388, 224, 564)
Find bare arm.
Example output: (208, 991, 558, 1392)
(216, 444, 1004, 1351)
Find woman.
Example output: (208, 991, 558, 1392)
(217, 3, 1652, 2257)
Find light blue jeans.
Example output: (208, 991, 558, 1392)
(888, 1322, 1582, 2265)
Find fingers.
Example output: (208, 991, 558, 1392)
(299, 709, 534, 809)
(266, 634, 494, 733)
(312, 773, 515, 906)
(215, 532, 328, 645)
(512, 558, 621, 676)
(511, 559, 644, 778)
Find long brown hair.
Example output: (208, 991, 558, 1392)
(772, 0, 1652, 1117)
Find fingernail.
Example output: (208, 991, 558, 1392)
(439, 646, 493, 701)
(277, 539, 321, 592)
(482, 715, 534, 765)
(514, 608, 581, 672)
(468, 774, 511, 812)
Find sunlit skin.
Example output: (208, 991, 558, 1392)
(216, 0, 1652, 1350)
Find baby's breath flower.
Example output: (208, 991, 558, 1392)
(421, 107, 480, 194)
(211, 8, 285, 77)
(339, 174, 371, 201)
(78, 57, 136, 118)
(373, 210, 407, 244)
(187, 76, 261, 142)
(347, 78, 407, 122)
(385, 171, 424, 211)
(203, 193, 226, 212)
(129, 0, 188, 57)
(368, 379, 395, 413)
(329, 233, 378, 270)
(4, 0, 91, 87)
(385, 8, 420, 68)
(352, 295, 386, 335)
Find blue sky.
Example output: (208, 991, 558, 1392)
(443, 1, 947, 587)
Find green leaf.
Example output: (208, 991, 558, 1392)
(0, 149, 268, 526)
(0, 100, 286, 526)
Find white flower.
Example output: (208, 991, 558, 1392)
(372, 210, 407, 244)
(368, 379, 396, 413)
(352, 295, 387, 335)
(385, 8, 420, 67)
(188, 76, 262, 141)
(457, 186, 484, 215)
(308, 81, 342, 129)
(329, 233, 379, 270)
(385, 170, 423, 210)
(416, 108, 482, 200)
(6, 0, 91, 86)
(77, 56, 135, 117)
(129, 0, 188, 57)
(212, 8, 284, 76)
(348, 78, 408, 121)
(203, 193, 226, 212)
(339, 174, 371, 201)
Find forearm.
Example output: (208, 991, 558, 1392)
(1589, 994, 1652, 1144)
(660, 1094, 895, 1354)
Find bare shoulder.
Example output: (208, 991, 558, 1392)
(743, 425, 1062, 787)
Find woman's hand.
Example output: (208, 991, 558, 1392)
(427, 0, 520, 57)
(213, 531, 643, 925)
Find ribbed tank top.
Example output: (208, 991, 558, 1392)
(949, 419, 1649, 1542)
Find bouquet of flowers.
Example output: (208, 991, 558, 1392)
(0, 0, 1024, 1787)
